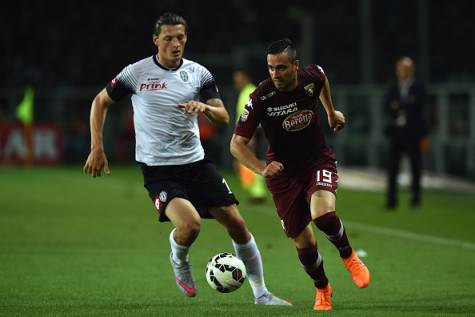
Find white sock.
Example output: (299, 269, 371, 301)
(232, 234, 268, 298)
(169, 228, 189, 264)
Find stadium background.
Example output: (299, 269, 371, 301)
(1, 0, 475, 181)
(1, 1, 475, 316)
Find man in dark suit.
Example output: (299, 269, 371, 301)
(384, 57, 429, 209)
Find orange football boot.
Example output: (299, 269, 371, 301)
(314, 283, 332, 311)
(342, 250, 370, 288)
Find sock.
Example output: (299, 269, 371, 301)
(169, 228, 189, 264)
(297, 247, 328, 289)
(232, 234, 268, 298)
(314, 211, 352, 258)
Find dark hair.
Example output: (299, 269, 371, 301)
(153, 12, 188, 35)
(266, 38, 297, 61)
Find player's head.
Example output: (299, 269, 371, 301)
(266, 38, 299, 91)
(396, 56, 415, 81)
(153, 13, 188, 67)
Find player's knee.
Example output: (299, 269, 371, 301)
(179, 219, 201, 238)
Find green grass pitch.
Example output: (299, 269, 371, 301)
(1, 166, 474, 316)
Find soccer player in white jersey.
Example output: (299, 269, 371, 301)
(83, 12, 290, 305)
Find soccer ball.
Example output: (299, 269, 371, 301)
(205, 252, 246, 293)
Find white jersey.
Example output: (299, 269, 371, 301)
(107, 56, 220, 166)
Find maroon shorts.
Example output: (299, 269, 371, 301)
(265, 157, 338, 238)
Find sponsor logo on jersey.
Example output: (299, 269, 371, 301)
(282, 110, 313, 132)
(267, 102, 298, 117)
(240, 109, 249, 122)
(139, 81, 168, 91)
(180, 71, 189, 82)
(260, 91, 276, 101)
(304, 83, 315, 96)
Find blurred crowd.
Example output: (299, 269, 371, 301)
(2, 0, 474, 90)
(0, 0, 474, 167)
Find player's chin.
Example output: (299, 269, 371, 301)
(171, 52, 182, 60)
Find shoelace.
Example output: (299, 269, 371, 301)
(173, 260, 193, 278)
(176, 263, 191, 273)
(317, 289, 330, 304)
(348, 256, 365, 272)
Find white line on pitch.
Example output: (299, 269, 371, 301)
(346, 221, 475, 251)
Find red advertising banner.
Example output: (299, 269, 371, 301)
(0, 124, 62, 164)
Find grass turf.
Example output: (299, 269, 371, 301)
(0, 165, 474, 316)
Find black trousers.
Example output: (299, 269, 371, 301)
(387, 136, 422, 207)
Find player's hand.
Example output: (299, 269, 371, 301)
(261, 161, 284, 177)
(83, 148, 110, 177)
(178, 101, 208, 115)
(328, 110, 345, 132)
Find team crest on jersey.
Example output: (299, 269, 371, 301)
(282, 110, 314, 132)
(240, 109, 250, 122)
(304, 83, 315, 96)
(180, 71, 189, 82)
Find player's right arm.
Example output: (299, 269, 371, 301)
(231, 91, 284, 177)
(230, 134, 283, 177)
(83, 89, 113, 177)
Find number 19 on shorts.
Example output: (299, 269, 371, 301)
(316, 169, 332, 183)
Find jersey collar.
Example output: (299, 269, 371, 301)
(153, 55, 183, 71)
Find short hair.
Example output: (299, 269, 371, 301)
(266, 38, 297, 61)
(397, 56, 415, 67)
(153, 12, 188, 35)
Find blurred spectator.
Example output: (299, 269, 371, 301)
(233, 70, 266, 203)
(384, 57, 429, 209)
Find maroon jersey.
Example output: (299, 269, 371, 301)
(234, 64, 336, 173)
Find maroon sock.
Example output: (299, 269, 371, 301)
(296, 247, 328, 289)
(314, 211, 352, 258)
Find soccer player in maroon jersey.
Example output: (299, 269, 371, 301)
(231, 38, 370, 311)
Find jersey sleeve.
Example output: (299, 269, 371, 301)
(307, 64, 327, 94)
(106, 64, 137, 102)
(197, 66, 221, 102)
(234, 93, 261, 139)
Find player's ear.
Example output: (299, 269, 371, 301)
(294, 59, 300, 70)
(152, 35, 159, 47)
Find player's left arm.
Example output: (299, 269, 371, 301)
(319, 75, 345, 132)
(177, 98, 230, 127)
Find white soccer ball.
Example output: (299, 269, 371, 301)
(205, 252, 246, 293)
